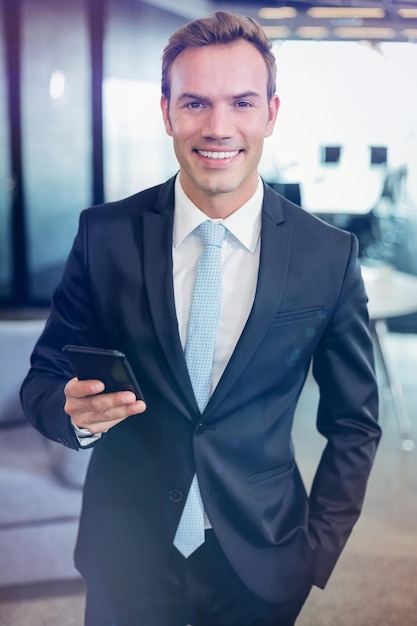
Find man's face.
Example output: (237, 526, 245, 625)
(161, 40, 279, 214)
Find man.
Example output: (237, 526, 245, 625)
(21, 11, 381, 626)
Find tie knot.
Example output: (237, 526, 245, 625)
(199, 221, 225, 248)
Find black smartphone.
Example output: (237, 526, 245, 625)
(62, 345, 145, 401)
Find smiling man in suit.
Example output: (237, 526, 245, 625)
(21, 11, 381, 626)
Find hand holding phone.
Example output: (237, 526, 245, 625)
(62, 345, 146, 435)
(63, 345, 145, 401)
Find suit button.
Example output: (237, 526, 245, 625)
(195, 423, 206, 436)
(169, 489, 183, 502)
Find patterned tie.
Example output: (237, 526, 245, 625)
(173, 220, 225, 558)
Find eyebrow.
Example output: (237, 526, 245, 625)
(177, 92, 210, 104)
(177, 91, 261, 103)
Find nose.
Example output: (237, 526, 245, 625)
(201, 104, 233, 140)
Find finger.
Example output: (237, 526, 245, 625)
(88, 390, 140, 411)
(65, 387, 142, 419)
(65, 377, 105, 399)
(69, 398, 146, 432)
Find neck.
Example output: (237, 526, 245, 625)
(179, 176, 259, 220)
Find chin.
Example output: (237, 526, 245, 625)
(199, 173, 242, 195)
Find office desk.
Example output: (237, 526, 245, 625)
(362, 265, 417, 450)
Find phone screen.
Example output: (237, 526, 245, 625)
(62, 345, 145, 400)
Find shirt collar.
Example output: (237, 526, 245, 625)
(173, 175, 263, 253)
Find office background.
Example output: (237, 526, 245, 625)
(1, 0, 417, 313)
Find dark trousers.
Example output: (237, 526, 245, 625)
(84, 530, 310, 626)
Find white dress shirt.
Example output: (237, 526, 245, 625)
(74, 176, 263, 445)
(173, 175, 262, 392)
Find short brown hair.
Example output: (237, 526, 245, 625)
(161, 11, 277, 102)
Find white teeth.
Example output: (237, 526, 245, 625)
(198, 150, 239, 160)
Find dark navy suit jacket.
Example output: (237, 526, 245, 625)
(21, 176, 381, 606)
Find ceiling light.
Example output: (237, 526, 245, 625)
(402, 28, 417, 39)
(262, 25, 292, 39)
(49, 71, 66, 100)
(296, 26, 330, 39)
(258, 7, 297, 20)
(308, 7, 385, 19)
(333, 27, 395, 39)
(398, 8, 417, 18)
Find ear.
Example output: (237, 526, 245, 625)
(265, 94, 280, 138)
(160, 95, 173, 137)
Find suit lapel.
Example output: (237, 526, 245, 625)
(204, 186, 293, 418)
(142, 180, 292, 421)
(142, 179, 199, 418)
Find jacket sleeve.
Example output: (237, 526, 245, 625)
(309, 233, 381, 588)
(20, 210, 104, 451)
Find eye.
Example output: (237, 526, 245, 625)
(185, 101, 204, 109)
(236, 101, 252, 108)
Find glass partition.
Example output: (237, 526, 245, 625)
(21, 0, 92, 301)
(103, 0, 180, 202)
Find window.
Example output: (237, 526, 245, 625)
(0, 0, 184, 307)
(103, 0, 180, 201)
(21, 0, 92, 301)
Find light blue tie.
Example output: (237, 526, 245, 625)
(173, 220, 225, 557)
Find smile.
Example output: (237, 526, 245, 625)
(197, 150, 240, 160)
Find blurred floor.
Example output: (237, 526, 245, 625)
(0, 332, 416, 626)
